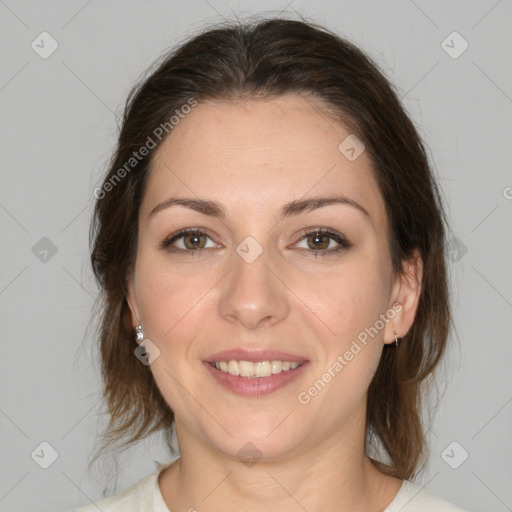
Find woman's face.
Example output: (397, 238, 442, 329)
(127, 94, 417, 462)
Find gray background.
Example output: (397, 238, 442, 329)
(1, 1, 511, 511)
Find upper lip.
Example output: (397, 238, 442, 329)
(205, 349, 308, 363)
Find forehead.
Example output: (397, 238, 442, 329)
(143, 94, 386, 227)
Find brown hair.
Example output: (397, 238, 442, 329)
(89, 16, 451, 480)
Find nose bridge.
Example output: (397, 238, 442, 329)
(217, 234, 290, 329)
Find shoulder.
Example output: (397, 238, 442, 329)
(72, 468, 161, 512)
(385, 480, 469, 512)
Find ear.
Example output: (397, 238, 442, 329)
(126, 271, 141, 330)
(383, 249, 423, 344)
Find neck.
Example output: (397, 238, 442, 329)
(159, 408, 402, 512)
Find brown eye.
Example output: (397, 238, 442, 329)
(294, 228, 352, 257)
(183, 232, 207, 250)
(307, 232, 330, 251)
(160, 229, 219, 257)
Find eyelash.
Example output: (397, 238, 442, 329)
(159, 227, 352, 258)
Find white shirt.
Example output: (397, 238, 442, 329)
(74, 461, 469, 512)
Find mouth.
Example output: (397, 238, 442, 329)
(208, 359, 304, 378)
(203, 350, 309, 396)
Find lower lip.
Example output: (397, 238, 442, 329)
(203, 361, 309, 396)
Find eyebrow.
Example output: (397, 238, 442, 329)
(148, 195, 370, 221)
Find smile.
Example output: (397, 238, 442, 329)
(204, 359, 309, 396)
(210, 360, 303, 378)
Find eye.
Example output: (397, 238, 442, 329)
(160, 227, 352, 258)
(293, 228, 352, 257)
(160, 229, 219, 256)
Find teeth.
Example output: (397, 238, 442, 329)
(213, 360, 301, 378)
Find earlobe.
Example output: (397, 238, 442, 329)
(384, 249, 423, 344)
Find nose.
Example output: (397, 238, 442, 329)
(217, 242, 290, 330)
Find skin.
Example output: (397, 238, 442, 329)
(127, 94, 422, 512)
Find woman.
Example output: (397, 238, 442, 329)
(76, 17, 468, 512)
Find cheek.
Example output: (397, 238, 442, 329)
(135, 259, 215, 412)
(134, 253, 215, 344)
(297, 264, 389, 413)
(300, 257, 390, 343)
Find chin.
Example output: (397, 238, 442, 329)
(201, 417, 307, 463)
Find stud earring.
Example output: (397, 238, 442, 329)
(135, 324, 145, 343)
